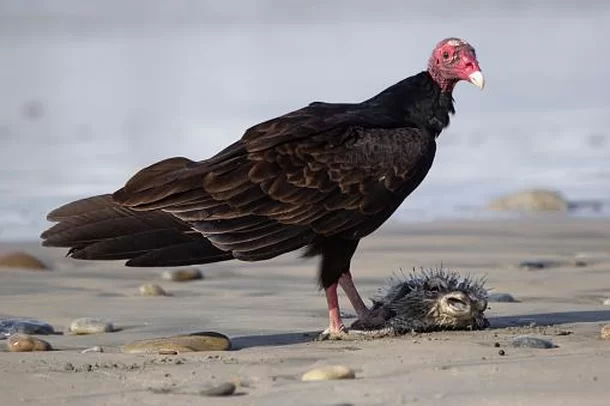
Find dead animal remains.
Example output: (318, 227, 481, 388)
(347, 268, 489, 338)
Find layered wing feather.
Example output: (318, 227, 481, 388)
(112, 112, 436, 260)
(43, 103, 436, 265)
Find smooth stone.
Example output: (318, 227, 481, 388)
(121, 331, 231, 354)
(511, 335, 555, 349)
(0, 252, 47, 270)
(138, 283, 168, 296)
(519, 260, 559, 270)
(487, 293, 517, 303)
(81, 346, 104, 353)
(601, 325, 610, 340)
(302, 365, 356, 381)
(7, 333, 52, 352)
(161, 268, 203, 282)
(602, 298, 610, 306)
(519, 259, 585, 270)
(200, 382, 236, 397)
(487, 189, 568, 212)
(0, 318, 55, 338)
(69, 318, 114, 334)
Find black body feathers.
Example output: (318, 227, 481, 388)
(42, 71, 455, 288)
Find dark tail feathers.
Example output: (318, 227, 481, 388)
(41, 194, 233, 267)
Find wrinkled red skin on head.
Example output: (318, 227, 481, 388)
(427, 39, 482, 91)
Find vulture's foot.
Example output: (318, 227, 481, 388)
(316, 327, 365, 341)
(316, 325, 395, 341)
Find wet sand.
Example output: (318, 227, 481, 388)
(1, 216, 610, 405)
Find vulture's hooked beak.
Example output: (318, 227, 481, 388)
(468, 71, 485, 90)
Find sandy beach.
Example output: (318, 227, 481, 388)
(0, 216, 609, 405)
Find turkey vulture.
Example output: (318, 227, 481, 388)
(41, 37, 484, 339)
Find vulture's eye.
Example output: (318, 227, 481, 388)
(442, 51, 450, 59)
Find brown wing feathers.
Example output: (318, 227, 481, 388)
(41, 105, 434, 267)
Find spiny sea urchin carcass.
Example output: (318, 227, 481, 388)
(351, 268, 489, 336)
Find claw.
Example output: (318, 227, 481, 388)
(317, 328, 357, 341)
(316, 326, 395, 341)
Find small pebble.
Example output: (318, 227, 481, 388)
(498, 349, 506, 356)
(121, 331, 231, 353)
(81, 346, 104, 354)
(0, 318, 55, 338)
(602, 298, 610, 306)
(138, 283, 168, 296)
(301, 365, 356, 381)
(7, 333, 52, 352)
(487, 293, 517, 303)
(519, 260, 557, 270)
(200, 382, 236, 397)
(0, 252, 47, 270)
(601, 324, 610, 340)
(161, 268, 203, 282)
(511, 335, 555, 349)
(69, 318, 114, 334)
(158, 350, 178, 355)
(493, 342, 501, 348)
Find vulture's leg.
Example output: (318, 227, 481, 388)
(338, 271, 369, 317)
(324, 282, 345, 333)
(316, 238, 387, 340)
(316, 238, 360, 340)
(339, 271, 386, 329)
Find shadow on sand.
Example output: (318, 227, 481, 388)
(490, 310, 610, 328)
(231, 310, 610, 349)
(230, 331, 319, 350)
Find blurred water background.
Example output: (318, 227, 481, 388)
(1, 0, 609, 241)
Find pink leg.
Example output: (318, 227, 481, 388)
(338, 272, 370, 318)
(325, 282, 345, 333)
(320, 274, 388, 340)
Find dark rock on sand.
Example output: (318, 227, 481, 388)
(511, 335, 555, 349)
(7, 333, 53, 352)
(0, 318, 55, 338)
(487, 189, 568, 212)
(200, 382, 237, 397)
(0, 252, 47, 270)
(121, 331, 231, 354)
(487, 293, 517, 303)
(519, 259, 586, 270)
(519, 260, 556, 270)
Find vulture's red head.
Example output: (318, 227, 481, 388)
(427, 38, 484, 91)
